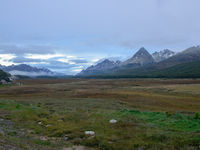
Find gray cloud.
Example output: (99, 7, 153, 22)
(71, 59, 88, 64)
(12, 56, 43, 63)
(0, 0, 200, 74)
(0, 44, 57, 55)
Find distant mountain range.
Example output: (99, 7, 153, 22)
(0, 64, 55, 77)
(1, 45, 200, 79)
(78, 46, 200, 78)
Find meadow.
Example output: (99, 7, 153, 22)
(0, 78, 199, 150)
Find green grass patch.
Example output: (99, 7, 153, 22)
(117, 109, 200, 132)
(0, 100, 199, 149)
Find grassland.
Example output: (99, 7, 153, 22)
(0, 79, 199, 150)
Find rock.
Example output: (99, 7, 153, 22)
(64, 136, 69, 141)
(46, 124, 52, 127)
(109, 119, 117, 124)
(73, 146, 92, 150)
(38, 121, 42, 125)
(40, 136, 48, 141)
(84, 131, 95, 136)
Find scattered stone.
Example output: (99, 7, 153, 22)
(109, 119, 117, 124)
(40, 136, 48, 141)
(46, 124, 52, 127)
(64, 135, 69, 141)
(38, 121, 42, 125)
(73, 146, 92, 150)
(85, 131, 95, 136)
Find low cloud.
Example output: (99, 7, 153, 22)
(0, 54, 17, 66)
(0, 44, 108, 74)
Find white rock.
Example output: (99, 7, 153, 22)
(38, 121, 42, 125)
(85, 131, 95, 136)
(40, 136, 48, 141)
(46, 124, 52, 127)
(109, 119, 117, 124)
(64, 136, 69, 141)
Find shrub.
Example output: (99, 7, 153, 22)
(194, 113, 200, 119)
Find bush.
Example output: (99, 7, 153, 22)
(194, 113, 200, 119)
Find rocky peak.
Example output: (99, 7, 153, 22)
(78, 59, 121, 75)
(152, 49, 175, 62)
(122, 47, 155, 66)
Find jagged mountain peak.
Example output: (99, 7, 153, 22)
(122, 47, 155, 66)
(134, 47, 149, 55)
(152, 49, 175, 62)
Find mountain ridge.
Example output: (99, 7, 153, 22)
(0, 64, 55, 77)
(77, 45, 200, 78)
(152, 49, 175, 62)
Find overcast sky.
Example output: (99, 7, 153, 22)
(0, 0, 200, 74)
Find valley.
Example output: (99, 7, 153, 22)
(0, 78, 199, 149)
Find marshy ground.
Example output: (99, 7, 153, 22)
(0, 78, 199, 150)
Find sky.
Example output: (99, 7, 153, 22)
(0, 0, 200, 74)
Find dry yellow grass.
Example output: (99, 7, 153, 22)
(0, 78, 199, 112)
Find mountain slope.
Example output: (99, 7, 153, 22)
(83, 61, 200, 78)
(78, 59, 120, 76)
(0, 69, 10, 82)
(0, 64, 55, 77)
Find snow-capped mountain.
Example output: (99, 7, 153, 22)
(0, 64, 55, 77)
(152, 49, 175, 62)
(78, 59, 121, 75)
(121, 47, 155, 66)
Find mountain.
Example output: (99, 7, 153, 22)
(121, 47, 155, 67)
(77, 45, 200, 78)
(78, 59, 121, 76)
(85, 61, 200, 78)
(78, 47, 155, 76)
(0, 64, 55, 77)
(113, 46, 200, 76)
(154, 46, 200, 69)
(152, 49, 175, 62)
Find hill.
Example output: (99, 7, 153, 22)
(0, 69, 10, 82)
